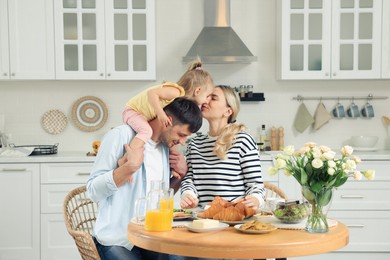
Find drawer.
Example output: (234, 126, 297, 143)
(41, 163, 93, 184)
(327, 211, 390, 252)
(41, 184, 86, 213)
(332, 181, 390, 210)
(359, 160, 390, 181)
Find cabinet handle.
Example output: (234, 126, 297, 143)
(107, 73, 111, 77)
(325, 72, 329, 76)
(2, 73, 7, 76)
(100, 73, 104, 76)
(333, 73, 336, 77)
(346, 224, 365, 228)
(1, 168, 27, 171)
(340, 195, 365, 199)
(11, 73, 15, 76)
(77, 172, 90, 176)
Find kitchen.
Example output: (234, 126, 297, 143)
(0, 0, 390, 259)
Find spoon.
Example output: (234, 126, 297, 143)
(383, 116, 390, 125)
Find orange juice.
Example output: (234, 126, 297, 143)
(144, 209, 172, 231)
(160, 198, 174, 218)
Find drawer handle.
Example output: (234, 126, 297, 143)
(77, 172, 90, 176)
(1, 168, 27, 172)
(346, 224, 365, 228)
(340, 195, 365, 199)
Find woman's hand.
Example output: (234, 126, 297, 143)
(180, 194, 199, 208)
(242, 194, 260, 210)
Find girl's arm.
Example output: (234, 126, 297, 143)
(147, 86, 182, 126)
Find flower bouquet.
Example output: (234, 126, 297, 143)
(268, 142, 375, 233)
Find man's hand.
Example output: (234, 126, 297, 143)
(180, 194, 199, 208)
(169, 149, 187, 179)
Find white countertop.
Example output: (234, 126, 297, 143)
(0, 151, 96, 163)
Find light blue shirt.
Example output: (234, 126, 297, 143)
(86, 125, 170, 250)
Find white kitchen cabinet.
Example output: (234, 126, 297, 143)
(280, 158, 390, 259)
(0, 0, 55, 80)
(0, 164, 40, 260)
(382, 0, 390, 78)
(277, 0, 382, 80)
(40, 162, 93, 260)
(54, 0, 156, 80)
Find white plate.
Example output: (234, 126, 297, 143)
(234, 224, 277, 234)
(41, 109, 68, 134)
(71, 96, 108, 132)
(353, 147, 378, 152)
(185, 222, 229, 233)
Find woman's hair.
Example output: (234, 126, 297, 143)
(213, 85, 246, 159)
(177, 58, 214, 96)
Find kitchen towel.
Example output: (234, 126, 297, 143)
(294, 103, 314, 133)
(0, 147, 35, 157)
(313, 101, 332, 130)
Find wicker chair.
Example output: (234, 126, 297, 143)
(264, 182, 287, 200)
(63, 185, 100, 260)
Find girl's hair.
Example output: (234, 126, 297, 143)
(177, 58, 214, 95)
(213, 85, 246, 159)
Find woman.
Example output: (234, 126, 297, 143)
(180, 85, 265, 210)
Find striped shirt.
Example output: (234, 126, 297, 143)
(181, 131, 265, 208)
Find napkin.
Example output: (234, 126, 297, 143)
(294, 103, 314, 133)
(313, 102, 331, 130)
(0, 147, 35, 157)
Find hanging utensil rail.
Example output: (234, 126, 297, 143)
(293, 93, 388, 101)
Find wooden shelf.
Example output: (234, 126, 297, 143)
(240, 92, 265, 102)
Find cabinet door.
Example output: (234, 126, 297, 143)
(6, 0, 55, 79)
(331, 0, 382, 79)
(0, 0, 9, 79)
(104, 0, 156, 80)
(278, 0, 332, 79)
(0, 164, 40, 260)
(382, 0, 390, 78)
(54, 0, 106, 79)
(41, 214, 81, 260)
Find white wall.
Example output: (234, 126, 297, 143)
(1, 0, 389, 153)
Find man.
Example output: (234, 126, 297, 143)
(87, 97, 202, 259)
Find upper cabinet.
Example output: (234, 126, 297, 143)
(54, 0, 156, 80)
(0, 0, 55, 80)
(277, 0, 383, 80)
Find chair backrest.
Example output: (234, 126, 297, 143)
(264, 182, 287, 200)
(63, 185, 100, 260)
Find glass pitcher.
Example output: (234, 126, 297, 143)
(136, 180, 174, 231)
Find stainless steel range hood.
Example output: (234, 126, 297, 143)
(183, 0, 257, 64)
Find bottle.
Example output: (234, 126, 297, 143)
(259, 125, 267, 152)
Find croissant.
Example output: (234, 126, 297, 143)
(197, 203, 224, 219)
(213, 206, 245, 221)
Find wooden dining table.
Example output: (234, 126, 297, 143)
(127, 220, 349, 259)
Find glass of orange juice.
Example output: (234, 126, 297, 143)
(137, 184, 174, 232)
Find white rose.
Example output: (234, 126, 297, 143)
(283, 145, 295, 156)
(311, 158, 324, 169)
(352, 156, 362, 164)
(341, 145, 353, 156)
(327, 168, 335, 176)
(353, 170, 363, 180)
(344, 159, 357, 171)
(274, 158, 287, 169)
(283, 169, 292, 176)
(322, 151, 336, 160)
(320, 145, 331, 152)
(268, 166, 279, 176)
(312, 147, 321, 158)
(327, 160, 336, 168)
(363, 169, 375, 180)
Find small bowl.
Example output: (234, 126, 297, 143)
(273, 201, 309, 224)
(351, 136, 378, 148)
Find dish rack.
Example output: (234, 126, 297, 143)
(9, 143, 59, 155)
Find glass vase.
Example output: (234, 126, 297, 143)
(301, 185, 333, 233)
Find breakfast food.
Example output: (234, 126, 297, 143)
(273, 201, 309, 223)
(92, 141, 101, 153)
(240, 220, 276, 232)
(192, 219, 220, 229)
(197, 196, 256, 221)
